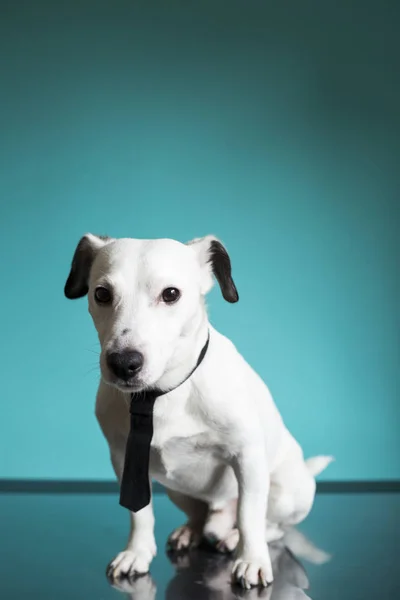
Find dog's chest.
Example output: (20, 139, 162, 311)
(148, 393, 230, 495)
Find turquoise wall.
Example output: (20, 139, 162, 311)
(1, 1, 399, 481)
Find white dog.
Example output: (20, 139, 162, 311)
(65, 233, 332, 589)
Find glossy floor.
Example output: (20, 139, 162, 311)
(0, 492, 398, 599)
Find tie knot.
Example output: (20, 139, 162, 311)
(130, 391, 158, 416)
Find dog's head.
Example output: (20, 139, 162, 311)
(64, 234, 238, 392)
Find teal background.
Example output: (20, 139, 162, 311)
(0, 1, 399, 481)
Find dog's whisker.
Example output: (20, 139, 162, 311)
(83, 366, 100, 377)
(86, 348, 100, 356)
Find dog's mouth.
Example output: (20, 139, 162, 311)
(117, 381, 142, 392)
(103, 376, 147, 394)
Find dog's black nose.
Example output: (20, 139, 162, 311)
(107, 350, 144, 381)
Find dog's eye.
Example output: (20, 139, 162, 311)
(94, 286, 112, 304)
(162, 287, 181, 304)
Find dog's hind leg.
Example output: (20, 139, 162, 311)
(210, 521, 284, 555)
(267, 467, 316, 526)
(203, 498, 237, 547)
(204, 499, 284, 554)
(166, 489, 209, 550)
(267, 455, 332, 526)
(167, 491, 239, 552)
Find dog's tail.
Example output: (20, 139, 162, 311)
(283, 527, 331, 564)
(305, 455, 334, 477)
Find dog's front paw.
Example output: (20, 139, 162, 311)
(167, 524, 202, 551)
(107, 543, 156, 580)
(232, 553, 273, 589)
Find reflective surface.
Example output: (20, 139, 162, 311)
(0, 492, 398, 599)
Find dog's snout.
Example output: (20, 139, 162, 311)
(107, 350, 144, 381)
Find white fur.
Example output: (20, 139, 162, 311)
(67, 234, 332, 588)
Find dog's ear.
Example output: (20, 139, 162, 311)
(64, 234, 112, 299)
(187, 235, 239, 303)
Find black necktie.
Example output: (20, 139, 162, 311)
(119, 334, 210, 513)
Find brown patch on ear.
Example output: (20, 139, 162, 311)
(208, 240, 239, 303)
(64, 234, 110, 299)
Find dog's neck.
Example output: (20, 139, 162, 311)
(154, 310, 210, 393)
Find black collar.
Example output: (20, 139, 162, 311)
(120, 332, 210, 513)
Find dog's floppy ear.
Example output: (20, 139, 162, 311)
(187, 235, 239, 303)
(64, 234, 112, 299)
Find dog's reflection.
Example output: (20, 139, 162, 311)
(109, 528, 330, 600)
